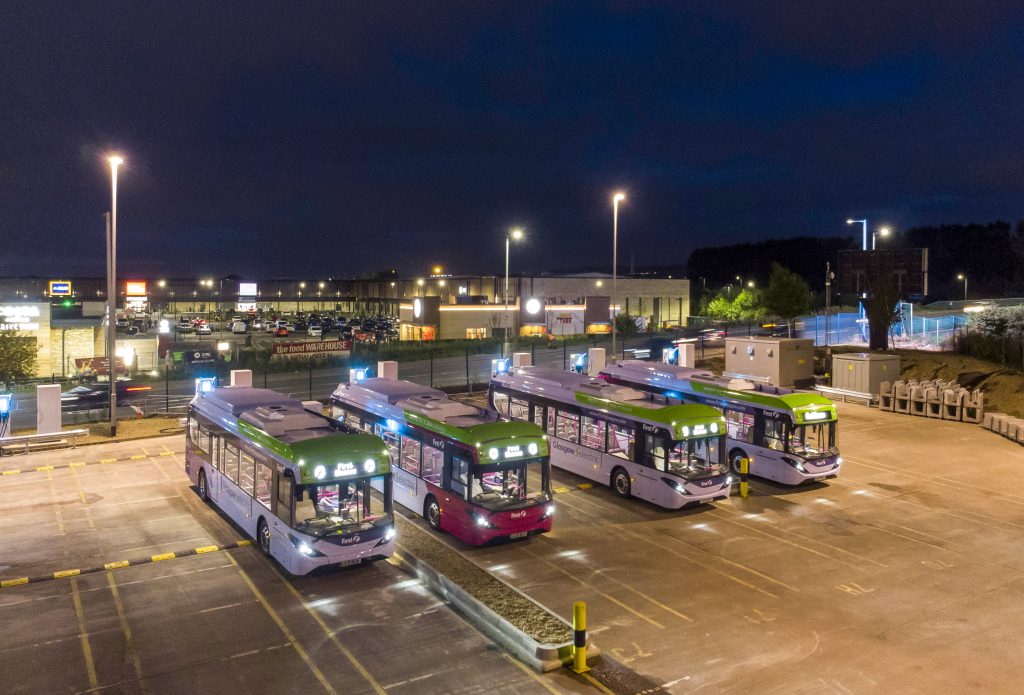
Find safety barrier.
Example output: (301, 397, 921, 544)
(813, 385, 874, 405)
(877, 380, 984, 424)
(0, 429, 89, 457)
(983, 413, 1024, 447)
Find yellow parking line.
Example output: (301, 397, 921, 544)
(106, 572, 144, 685)
(226, 554, 337, 694)
(70, 577, 99, 691)
(581, 671, 614, 694)
(501, 653, 562, 695)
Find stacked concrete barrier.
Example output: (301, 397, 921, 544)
(877, 379, 984, 424)
(984, 412, 1024, 446)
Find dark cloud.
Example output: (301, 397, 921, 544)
(2, 2, 1024, 278)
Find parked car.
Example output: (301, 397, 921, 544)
(61, 380, 153, 411)
(308, 324, 323, 338)
(275, 326, 290, 337)
(230, 321, 248, 334)
(196, 323, 212, 336)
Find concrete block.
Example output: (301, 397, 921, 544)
(378, 361, 399, 380)
(36, 384, 62, 434)
(230, 369, 252, 387)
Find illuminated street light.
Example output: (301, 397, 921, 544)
(873, 226, 891, 250)
(505, 228, 524, 335)
(747, 280, 755, 288)
(957, 273, 968, 301)
(612, 192, 626, 358)
(106, 154, 123, 436)
(847, 218, 869, 340)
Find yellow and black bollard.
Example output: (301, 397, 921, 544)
(739, 457, 749, 498)
(572, 600, 590, 673)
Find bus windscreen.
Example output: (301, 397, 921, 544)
(295, 478, 391, 536)
(788, 422, 836, 458)
(665, 437, 726, 479)
(471, 460, 549, 510)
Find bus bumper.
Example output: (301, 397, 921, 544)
(465, 516, 553, 545)
(285, 536, 395, 575)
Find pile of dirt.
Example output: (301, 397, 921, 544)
(394, 516, 572, 645)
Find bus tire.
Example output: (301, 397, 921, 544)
(257, 518, 271, 555)
(197, 469, 209, 502)
(729, 449, 748, 475)
(611, 468, 631, 498)
(424, 496, 442, 531)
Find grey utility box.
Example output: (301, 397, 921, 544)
(724, 337, 814, 388)
(831, 352, 901, 396)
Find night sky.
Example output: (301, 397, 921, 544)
(4, 2, 1024, 279)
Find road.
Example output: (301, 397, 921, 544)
(0, 438, 572, 694)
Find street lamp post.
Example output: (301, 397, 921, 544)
(505, 228, 523, 338)
(847, 218, 868, 341)
(106, 156, 123, 436)
(612, 192, 626, 359)
(957, 273, 968, 301)
(847, 218, 868, 251)
(872, 226, 891, 250)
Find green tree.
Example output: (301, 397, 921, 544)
(731, 288, 764, 322)
(0, 329, 38, 384)
(762, 263, 812, 336)
(703, 295, 733, 321)
(614, 313, 641, 337)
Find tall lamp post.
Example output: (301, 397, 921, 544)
(505, 228, 523, 338)
(847, 218, 868, 341)
(106, 156, 123, 436)
(872, 226, 891, 250)
(611, 192, 626, 358)
(957, 273, 968, 301)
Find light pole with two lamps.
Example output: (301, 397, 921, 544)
(611, 192, 626, 359)
(106, 155, 123, 436)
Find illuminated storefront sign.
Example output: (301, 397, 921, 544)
(125, 281, 147, 297)
(0, 305, 41, 331)
(49, 281, 72, 296)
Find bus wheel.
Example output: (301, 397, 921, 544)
(257, 519, 271, 555)
(611, 468, 631, 498)
(730, 450, 748, 475)
(424, 496, 442, 531)
(197, 470, 209, 502)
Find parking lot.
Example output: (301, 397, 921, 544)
(0, 439, 562, 694)
(3, 400, 1022, 693)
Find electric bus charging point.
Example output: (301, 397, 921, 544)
(587, 348, 606, 375)
(492, 358, 512, 377)
(195, 377, 216, 395)
(36, 384, 61, 435)
(230, 369, 252, 387)
(512, 352, 532, 368)
(569, 353, 587, 374)
(0, 393, 10, 439)
(349, 367, 370, 382)
(378, 361, 399, 380)
(572, 601, 589, 673)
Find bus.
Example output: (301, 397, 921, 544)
(599, 360, 840, 485)
(185, 385, 395, 574)
(490, 367, 731, 508)
(330, 377, 554, 545)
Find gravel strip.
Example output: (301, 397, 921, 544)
(394, 515, 572, 645)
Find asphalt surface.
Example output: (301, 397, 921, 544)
(0, 438, 570, 694)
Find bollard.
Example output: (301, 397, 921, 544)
(572, 601, 590, 673)
(739, 458, 749, 498)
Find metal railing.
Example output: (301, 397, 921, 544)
(0, 429, 90, 456)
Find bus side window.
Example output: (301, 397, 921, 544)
(493, 391, 510, 415)
(449, 455, 469, 497)
(211, 434, 221, 470)
(546, 408, 556, 436)
(532, 404, 545, 429)
(763, 419, 785, 451)
(581, 416, 606, 450)
(239, 452, 256, 495)
(608, 424, 635, 460)
(400, 435, 421, 476)
(255, 461, 273, 508)
(345, 411, 362, 430)
(381, 428, 400, 462)
(644, 434, 666, 471)
(556, 410, 580, 443)
(223, 443, 240, 483)
(422, 445, 443, 485)
(276, 474, 293, 524)
(188, 416, 200, 448)
(510, 398, 529, 421)
(725, 409, 754, 444)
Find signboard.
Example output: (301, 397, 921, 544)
(125, 280, 148, 297)
(49, 281, 72, 296)
(74, 357, 127, 376)
(584, 296, 611, 325)
(0, 305, 41, 331)
(409, 296, 440, 326)
(239, 282, 258, 296)
(272, 339, 352, 357)
(185, 349, 216, 364)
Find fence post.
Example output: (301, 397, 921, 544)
(429, 348, 434, 388)
(465, 347, 471, 393)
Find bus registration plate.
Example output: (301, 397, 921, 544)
(510, 531, 528, 539)
(338, 558, 362, 567)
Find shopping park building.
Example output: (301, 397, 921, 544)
(0, 274, 690, 373)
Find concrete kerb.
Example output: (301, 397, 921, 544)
(392, 546, 596, 672)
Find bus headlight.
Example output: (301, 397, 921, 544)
(528, 442, 539, 456)
(726, 475, 733, 485)
(836, 457, 843, 465)
(681, 426, 690, 437)
(488, 447, 499, 460)
(475, 514, 494, 528)
(710, 422, 718, 434)
(289, 534, 325, 557)
(543, 504, 555, 517)
(363, 459, 375, 473)
(385, 527, 396, 542)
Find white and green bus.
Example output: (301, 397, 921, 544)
(600, 361, 840, 485)
(490, 367, 731, 508)
(186, 386, 395, 574)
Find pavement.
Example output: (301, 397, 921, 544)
(3, 399, 1021, 693)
